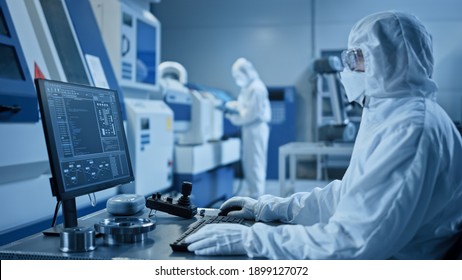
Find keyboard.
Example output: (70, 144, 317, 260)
(170, 215, 245, 252)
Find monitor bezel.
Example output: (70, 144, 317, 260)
(35, 78, 134, 202)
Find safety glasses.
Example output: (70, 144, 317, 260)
(341, 48, 365, 72)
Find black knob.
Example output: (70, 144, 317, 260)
(181, 181, 192, 196)
(178, 181, 193, 207)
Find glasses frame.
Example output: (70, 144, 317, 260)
(341, 48, 365, 72)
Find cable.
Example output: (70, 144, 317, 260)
(51, 200, 62, 227)
(88, 193, 97, 207)
(148, 209, 157, 218)
(232, 159, 245, 197)
(148, 211, 158, 224)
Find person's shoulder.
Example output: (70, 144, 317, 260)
(422, 100, 458, 139)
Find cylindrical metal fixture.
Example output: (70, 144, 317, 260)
(59, 227, 96, 253)
(94, 217, 156, 245)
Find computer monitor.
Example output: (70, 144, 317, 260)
(35, 79, 134, 229)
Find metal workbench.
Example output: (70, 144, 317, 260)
(0, 208, 251, 260)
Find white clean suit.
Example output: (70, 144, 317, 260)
(226, 58, 271, 198)
(186, 11, 462, 259)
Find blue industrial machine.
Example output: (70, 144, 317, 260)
(0, 0, 130, 245)
(266, 86, 297, 180)
(0, 0, 37, 123)
(5, 0, 125, 114)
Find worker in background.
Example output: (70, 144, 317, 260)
(224, 58, 271, 199)
(185, 11, 462, 259)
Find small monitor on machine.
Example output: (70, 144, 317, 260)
(35, 79, 134, 229)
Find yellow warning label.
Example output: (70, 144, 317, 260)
(166, 117, 172, 131)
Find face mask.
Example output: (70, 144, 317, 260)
(340, 70, 366, 106)
(233, 71, 249, 88)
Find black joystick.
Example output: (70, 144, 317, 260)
(177, 182, 192, 207)
(145, 181, 197, 219)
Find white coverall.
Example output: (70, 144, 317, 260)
(186, 11, 462, 259)
(226, 58, 271, 198)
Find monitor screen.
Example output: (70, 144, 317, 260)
(36, 79, 133, 227)
(136, 19, 157, 85)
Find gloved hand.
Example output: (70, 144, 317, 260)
(216, 103, 237, 115)
(225, 100, 239, 110)
(220, 196, 257, 220)
(223, 101, 240, 116)
(185, 223, 249, 255)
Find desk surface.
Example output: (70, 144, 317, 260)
(0, 208, 251, 260)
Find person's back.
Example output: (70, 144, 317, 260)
(390, 97, 462, 259)
(345, 92, 462, 259)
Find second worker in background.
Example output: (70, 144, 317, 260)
(225, 58, 272, 199)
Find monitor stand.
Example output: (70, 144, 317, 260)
(42, 198, 78, 236)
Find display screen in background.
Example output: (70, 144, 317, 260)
(136, 19, 156, 85)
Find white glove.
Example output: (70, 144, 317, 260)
(220, 196, 257, 220)
(224, 101, 240, 119)
(185, 223, 249, 255)
(225, 100, 239, 110)
(216, 102, 238, 115)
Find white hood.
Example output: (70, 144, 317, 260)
(348, 11, 438, 100)
(232, 58, 260, 88)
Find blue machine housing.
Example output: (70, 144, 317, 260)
(0, 0, 37, 123)
(164, 87, 192, 123)
(267, 86, 297, 179)
(173, 165, 235, 208)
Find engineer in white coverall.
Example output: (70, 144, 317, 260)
(185, 11, 462, 259)
(225, 58, 271, 198)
